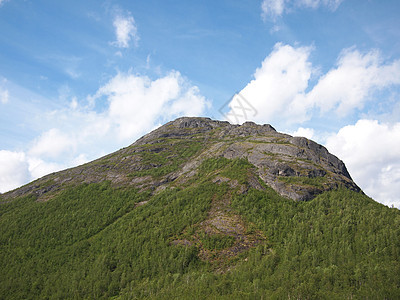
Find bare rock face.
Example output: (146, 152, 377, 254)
(2, 117, 361, 202)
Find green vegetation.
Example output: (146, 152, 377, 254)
(129, 139, 203, 178)
(230, 188, 400, 299)
(278, 174, 328, 188)
(198, 157, 232, 175)
(220, 158, 253, 184)
(199, 233, 235, 251)
(1, 171, 399, 299)
(198, 157, 253, 184)
(0, 181, 215, 299)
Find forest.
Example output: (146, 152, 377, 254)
(0, 158, 399, 299)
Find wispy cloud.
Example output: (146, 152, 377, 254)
(0, 78, 9, 104)
(261, 0, 344, 20)
(0, 88, 8, 104)
(299, 0, 343, 10)
(0, 0, 9, 7)
(112, 13, 139, 48)
(261, 0, 285, 20)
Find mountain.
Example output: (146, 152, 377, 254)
(3, 117, 359, 202)
(1, 117, 399, 299)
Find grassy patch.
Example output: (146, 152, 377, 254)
(198, 157, 231, 175)
(129, 140, 203, 178)
(278, 175, 327, 188)
(198, 157, 254, 184)
(199, 233, 235, 251)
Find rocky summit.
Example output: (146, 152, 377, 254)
(4, 117, 360, 202)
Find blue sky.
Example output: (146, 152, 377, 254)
(1, 0, 400, 207)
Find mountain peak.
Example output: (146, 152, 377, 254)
(2, 117, 360, 202)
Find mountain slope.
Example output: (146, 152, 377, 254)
(1, 117, 399, 299)
(3, 117, 359, 202)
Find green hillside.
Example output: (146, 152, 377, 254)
(1, 160, 399, 299)
(1, 118, 399, 299)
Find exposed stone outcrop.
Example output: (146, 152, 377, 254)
(2, 117, 361, 202)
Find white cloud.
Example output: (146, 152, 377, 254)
(326, 120, 400, 207)
(166, 85, 210, 118)
(70, 97, 78, 110)
(292, 127, 315, 139)
(95, 71, 210, 140)
(0, 0, 9, 7)
(0, 88, 8, 104)
(226, 44, 400, 126)
(261, 0, 344, 20)
(307, 48, 400, 116)
(0, 150, 68, 193)
(27, 157, 64, 181)
(299, 0, 343, 10)
(29, 128, 76, 159)
(0, 151, 30, 193)
(225, 43, 313, 124)
(261, 0, 285, 19)
(112, 14, 138, 48)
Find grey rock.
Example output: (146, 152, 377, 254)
(2, 117, 361, 202)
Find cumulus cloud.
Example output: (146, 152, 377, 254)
(307, 48, 400, 116)
(226, 44, 400, 126)
(0, 150, 68, 192)
(0, 151, 30, 193)
(112, 14, 138, 48)
(261, 0, 344, 20)
(292, 127, 315, 139)
(224, 43, 313, 124)
(95, 71, 210, 140)
(326, 120, 400, 207)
